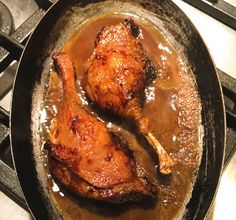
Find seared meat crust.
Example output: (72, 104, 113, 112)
(83, 19, 174, 174)
(46, 52, 158, 203)
(83, 18, 156, 115)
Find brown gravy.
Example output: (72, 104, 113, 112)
(40, 14, 202, 220)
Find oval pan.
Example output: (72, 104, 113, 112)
(10, 0, 225, 219)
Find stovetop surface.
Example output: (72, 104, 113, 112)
(0, 0, 236, 219)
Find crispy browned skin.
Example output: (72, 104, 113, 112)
(83, 19, 174, 174)
(46, 52, 158, 203)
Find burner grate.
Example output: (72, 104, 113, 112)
(0, 0, 55, 211)
(183, 0, 236, 31)
(0, 105, 27, 209)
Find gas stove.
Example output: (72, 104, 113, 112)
(0, 0, 235, 219)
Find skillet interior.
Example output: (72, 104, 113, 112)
(10, 0, 225, 219)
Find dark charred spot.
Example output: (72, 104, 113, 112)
(111, 132, 135, 159)
(145, 62, 157, 84)
(87, 159, 94, 165)
(95, 53, 107, 64)
(54, 144, 64, 151)
(95, 26, 105, 47)
(44, 139, 51, 150)
(105, 153, 113, 162)
(81, 135, 87, 141)
(125, 18, 140, 38)
(96, 168, 102, 173)
(71, 116, 80, 134)
(94, 84, 100, 93)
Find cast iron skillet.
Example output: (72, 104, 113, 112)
(10, 0, 225, 219)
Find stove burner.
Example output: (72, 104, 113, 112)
(183, 0, 236, 31)
(0, 2, 14, 35)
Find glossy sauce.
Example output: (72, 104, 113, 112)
(40, 14, 202, 220)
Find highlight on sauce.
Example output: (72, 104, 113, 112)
(39, 14, 203, 220)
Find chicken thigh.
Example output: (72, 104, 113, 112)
(83, 19, 173, 174)
(46, 52, 158, 203)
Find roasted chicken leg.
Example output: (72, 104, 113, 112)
(46, 52, 157, 203)
(83, 19, 174, 174)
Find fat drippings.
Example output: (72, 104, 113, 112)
(40, 14, 202, 220)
